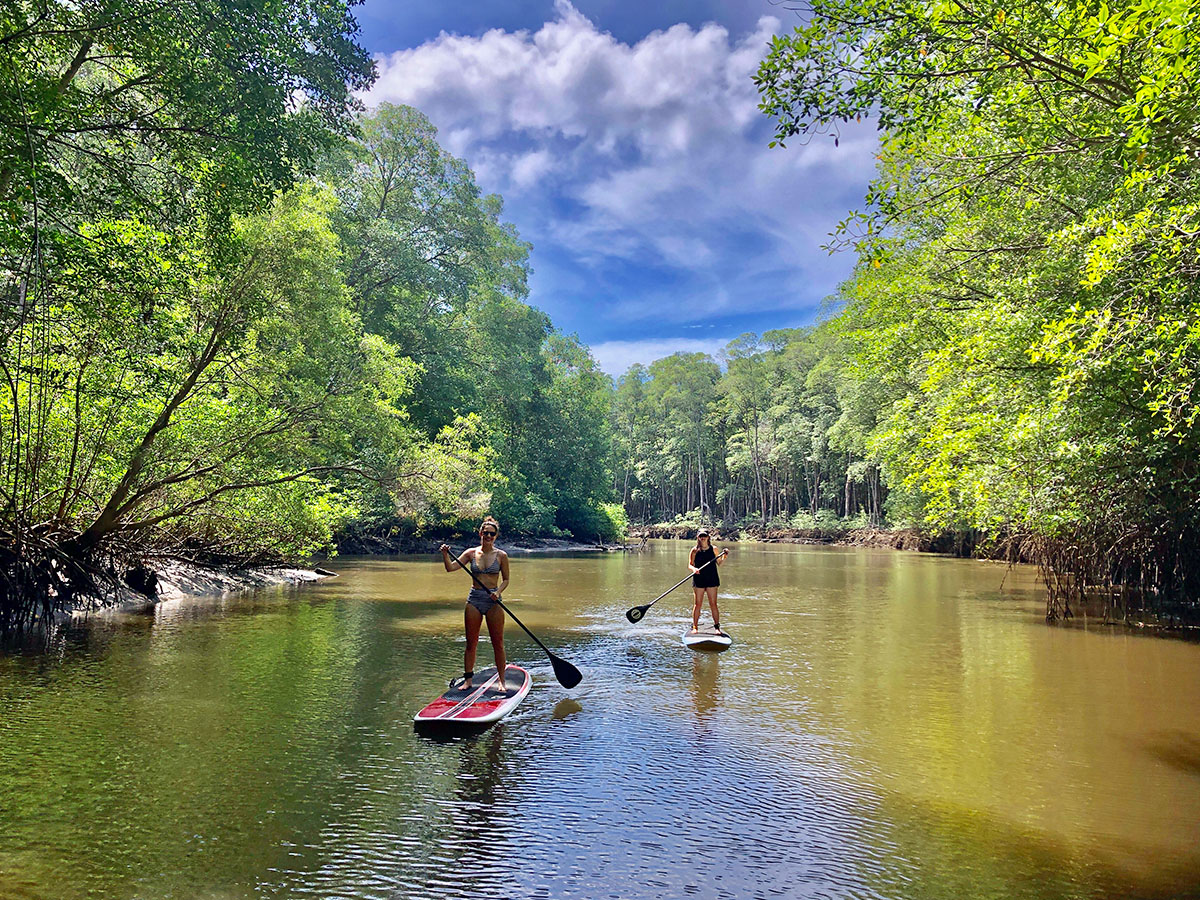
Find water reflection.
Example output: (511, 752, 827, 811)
(688, 652, 721, 727)
(452, 727, 507, 830)
(551, 698, 583, 720)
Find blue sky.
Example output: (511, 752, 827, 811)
(356, 0, 879, 375)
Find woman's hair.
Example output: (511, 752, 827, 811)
(695, 530, 711, 548)
(480, 515, 500, 534)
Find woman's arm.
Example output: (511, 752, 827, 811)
(440, 545, 471, 572)
(715, 545, 728, 565)
(688, 546, 699, 573)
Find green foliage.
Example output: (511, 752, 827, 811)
(324, 103, 530, 427)
(654, 509, 708, 531)
(596, 503, 630, 542)
(753, 0, 1200, 609)
(318, 105, 616, 539)
(0, 0, 374, 248)
(490, 479, 562, 537)
(1, 7, 626, 635)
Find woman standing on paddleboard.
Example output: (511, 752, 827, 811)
(688, 529, 729, 635)
(440, 516, 510, 692)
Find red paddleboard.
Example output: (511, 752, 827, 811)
(413, 665, 532, 735)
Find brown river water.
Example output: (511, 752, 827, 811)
(1, 541, 1199, 900)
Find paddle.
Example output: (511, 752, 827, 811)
(445, 547, 583, 689)
(626, 548, 727, 623)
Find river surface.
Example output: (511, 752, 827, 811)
(2, 542, 1200, 900)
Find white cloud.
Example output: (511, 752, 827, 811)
(589, 337, 729, 377)
(510, 149, 557, 188)
(369, 5, 775, 160)
(365, 2, 878, 334)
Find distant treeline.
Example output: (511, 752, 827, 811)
(610, 332, 885, 532)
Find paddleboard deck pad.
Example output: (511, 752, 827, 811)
(683, 628, 732, 652)
(414, 665, 531, 734)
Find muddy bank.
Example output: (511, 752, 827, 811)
(333, 533, 635, 556)
(84, 560, 337, 617)
(632, 524, 927, 549)
(628, 525, 1020, 559)
(155, 562, 332, 603)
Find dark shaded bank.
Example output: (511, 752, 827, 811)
(71, 561, 335, 619)
(333, 531, 635, 555)
(0, 560, 335, 649)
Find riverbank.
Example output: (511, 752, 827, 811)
(631, 524, 929, 551)
(332, 532, 633, 555)
(81, 560, 337, 618)
(630, 524, 1020, 559)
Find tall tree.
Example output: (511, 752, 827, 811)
(721, 334, 770, 522)
(0, 0, 373, 227)
(324, 103, 530, 431)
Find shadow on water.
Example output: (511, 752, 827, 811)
(551, 698, 583, 720)
(1143, 731, 1200, 778)
(452, 726, 508, 818)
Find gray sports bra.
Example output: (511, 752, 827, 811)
(470, 553, 501, 575)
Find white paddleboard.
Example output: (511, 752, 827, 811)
(413, 665, 531, 734)
(682, 628, 732, 652)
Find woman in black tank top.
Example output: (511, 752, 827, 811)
(689, 530, 729, 635)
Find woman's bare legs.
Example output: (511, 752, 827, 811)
(483, 604, 507, 692)
(691, 587, 705, 632)
(705, 587, 722, 634)
(463, 604, 485, 687)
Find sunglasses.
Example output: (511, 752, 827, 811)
(481, 530, 497, 537)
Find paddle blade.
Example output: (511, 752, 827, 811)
(626, 606, 646, 623)
(550, 653, 583, 689)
